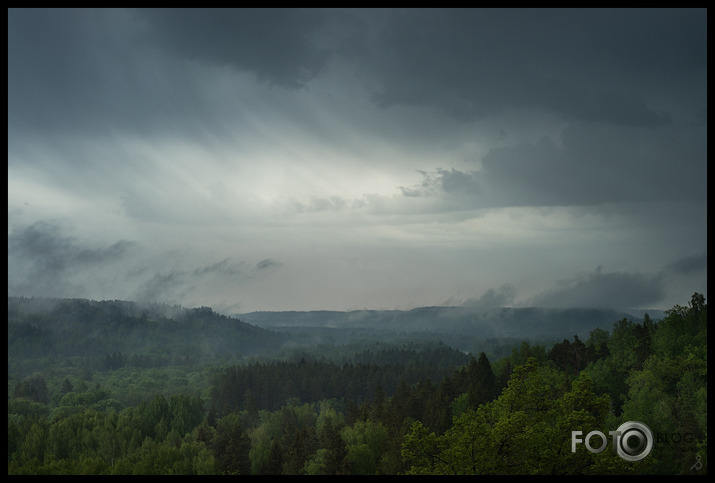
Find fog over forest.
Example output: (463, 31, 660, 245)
(7, 9, 707, 475)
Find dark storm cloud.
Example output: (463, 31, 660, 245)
(141, 8, 331, 88)
(403, 121, 706, 208)
(8, 8, 705, 141)
(367, 8, 704, 125)
(8, 8, 245, 140)
(7, 9, 706, 312)
(8, 8, 358, 143)
(8, 221, 134, 296)
(9, 9, 136, 135)
(528, 266, 666, 310)
(664, 253, 707, 276)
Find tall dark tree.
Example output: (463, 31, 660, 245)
(282, 427, 313, 475)
(584, 327, 610, 364)
(633, 315, 653, 369)
(571, 335, 587, 375)
(321, 419, 350, 475)
(61, 378, 74, 394)
(424, 378, 453, 434)
(370, 384, 387, 422)
(264, 438, 284, 475)
(467, 352, 498, 408)
(212, 413, 251, 475)
(549, 336, 587, 377)
(14, 376, 50, 404)
(243, 389, 259, 429)
(344, 399, 361, 427)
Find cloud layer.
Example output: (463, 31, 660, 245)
(8, 8, 707, 312)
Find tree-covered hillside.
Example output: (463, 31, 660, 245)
(8, 296, 281, 362)
(7, 294, 707, 475)
(238, 306, 645, 341)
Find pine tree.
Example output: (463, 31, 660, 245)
(322, 419, 350, 475)
(212, 413, 251, 475)
(264, 438, 283, 475)
(468, 352, 497, 408)
(371, 384, 387, 422)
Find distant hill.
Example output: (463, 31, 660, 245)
(237, 306, 655, 341)
(7, 296, 281, 360)
(8, 296, 662, 365)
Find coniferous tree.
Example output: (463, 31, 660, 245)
(402, 358, 627, 475)
(244, 389, 259, 429)
(212, 413, 251, 475)
(282, 427, 311, 475)
(264, 438, 284, 475)
(61, 378, 74, 394)
(322, 419, 350, 475)
(468, 352, 497, 408)
(371, 384, 387, 422)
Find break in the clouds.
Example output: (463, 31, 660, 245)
(8, 8, 707, 312)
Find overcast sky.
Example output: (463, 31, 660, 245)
(8, 8, 707, 314)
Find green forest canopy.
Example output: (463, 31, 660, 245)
(7, 293, 707, 474)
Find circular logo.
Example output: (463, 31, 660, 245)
(615, 421, 653, 461)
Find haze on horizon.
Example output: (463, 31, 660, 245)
(8, 8, 707, 315)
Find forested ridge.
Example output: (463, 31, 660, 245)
(7, 294, 707, 474)
(8, 297, 279, 361)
